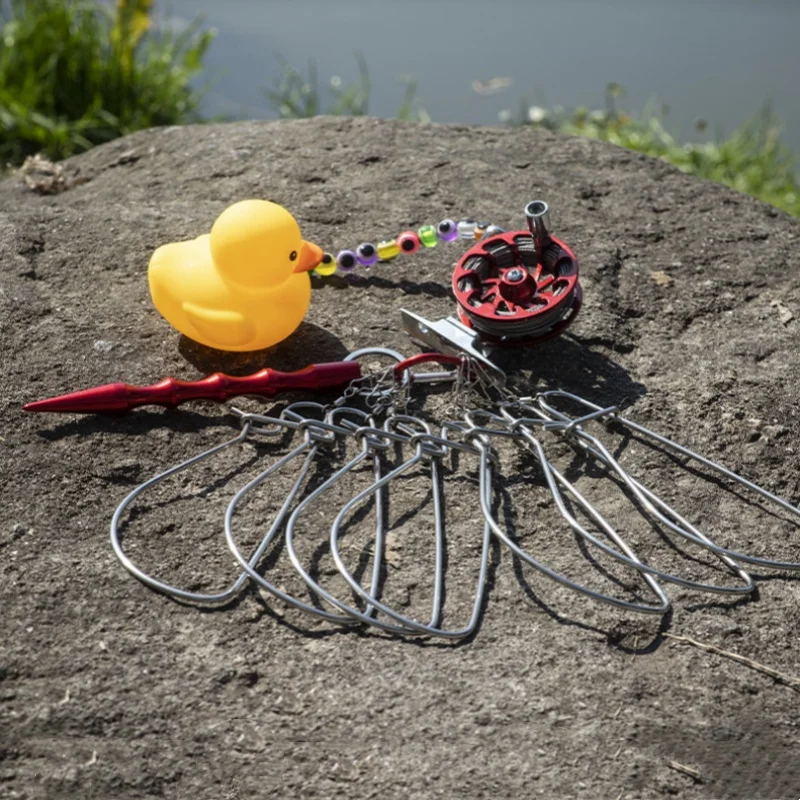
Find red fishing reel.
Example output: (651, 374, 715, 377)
(451, 200, 581, 345)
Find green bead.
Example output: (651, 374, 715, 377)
(418, 225, 438, 248)
(377, 239, 400, 260)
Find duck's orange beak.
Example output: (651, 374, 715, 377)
(293, 240, 324, 273)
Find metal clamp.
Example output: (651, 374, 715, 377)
(400, 308, 507, 382)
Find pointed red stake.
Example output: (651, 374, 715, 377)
(23, 361, 362, 414)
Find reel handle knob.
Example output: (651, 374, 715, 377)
(525, 200, 551, 266)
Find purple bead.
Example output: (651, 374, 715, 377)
(437, 218, 459, 242)
(356, 242, 378, 266)
(336, 249, 358, 273)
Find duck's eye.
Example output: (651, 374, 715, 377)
(289, 250, 298, 261)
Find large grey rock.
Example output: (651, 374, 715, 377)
(1, 117, 799, 799)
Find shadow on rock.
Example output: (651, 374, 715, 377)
(311, 272, 451, 299)
(494, 333, 647, 407)
(36, 407, 237, 441)
(492, 477, 670, 654)
(178, 320, 350, 375)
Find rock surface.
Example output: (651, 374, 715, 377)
(1, 117, 799, 799)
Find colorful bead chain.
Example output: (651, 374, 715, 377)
(312, 218, 505, 278)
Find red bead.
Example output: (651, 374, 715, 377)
(397, 230, 421, 254)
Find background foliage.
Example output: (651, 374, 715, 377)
(2, 1, 798, 217)
(0, 0, 212, 163)
(514, 84, 800, 217)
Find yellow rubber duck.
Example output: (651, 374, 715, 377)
(148, 199, 324, 351)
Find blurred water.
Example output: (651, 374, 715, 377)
(155, 0, 800, 152)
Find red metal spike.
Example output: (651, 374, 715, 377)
(23, 361, 362, 415)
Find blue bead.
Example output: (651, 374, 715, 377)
(437, 219, 459, 242)
(356, 243, 378, 266)
(336, 249, 358, 273)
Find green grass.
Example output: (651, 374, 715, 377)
(263, 65, 800, 217)
(3, 4, 797, 219)
(264, 53, 429, 123)
(0, 0, 213, 164)
(508, 84, 800, 217)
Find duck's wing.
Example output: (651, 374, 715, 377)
(182, 302, 257, 349)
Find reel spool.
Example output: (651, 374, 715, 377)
(451, 201, 582, 345)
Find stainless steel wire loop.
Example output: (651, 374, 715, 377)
(109, 351, 800, 636)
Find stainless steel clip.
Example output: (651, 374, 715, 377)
(400, 308, 507, 382)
